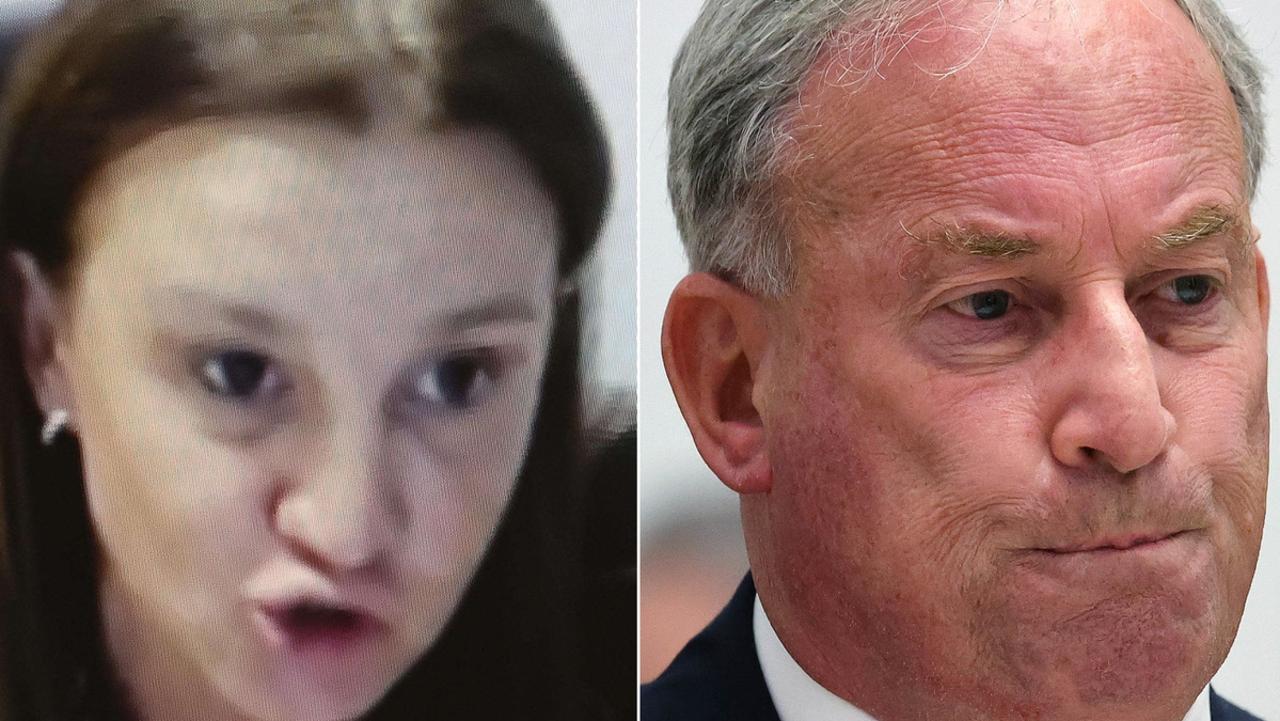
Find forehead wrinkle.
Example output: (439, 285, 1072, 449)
(794, 85, 1232, 203)
(783, 79, 1233, 238)
(786, 168, 1077, 298)
(781, 118, 1073, 240)
(783, 108, 1239, 283)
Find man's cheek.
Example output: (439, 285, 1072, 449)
(1205, 456, 1267, 555)
(905, 487, 1027, 573)
(1166, 354, 1261, 428)
(893, 375, 1044, 491)
(763, 385, 894, 594)
(1168, 362, 1268, 498)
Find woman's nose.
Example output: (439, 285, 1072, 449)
(270, 414, 405, 574)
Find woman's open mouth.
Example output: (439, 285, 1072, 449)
(255, 599, 387, 655)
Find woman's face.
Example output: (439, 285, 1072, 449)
(50, 118, 558, 719)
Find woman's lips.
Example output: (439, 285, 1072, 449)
(255, 600, 387, 655)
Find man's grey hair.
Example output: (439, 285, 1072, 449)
(668, 0, 1267, 296)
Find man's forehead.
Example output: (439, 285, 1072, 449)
(788, 0, 1235, 162)
(777, 0, 1246, 271)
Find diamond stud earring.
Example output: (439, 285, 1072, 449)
(40, 408, 70, 446)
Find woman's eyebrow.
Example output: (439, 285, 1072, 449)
(149, 286, 299, 338)
(150, 287, 543, 337)
(433, 294, 545, 334)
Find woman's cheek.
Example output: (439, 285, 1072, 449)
(421, 358, 547, 474)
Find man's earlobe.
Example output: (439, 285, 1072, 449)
(11, 251, 76, 419)
(662, 272, 772, 495)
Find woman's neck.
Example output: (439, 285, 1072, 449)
(99, 568, 260, 721)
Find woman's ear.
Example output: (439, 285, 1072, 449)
(661, 272, 772, 495)
(11, 251, 77, 422)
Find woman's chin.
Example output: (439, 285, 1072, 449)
(210, 631, 403, 721)
(216, 670, 391, 721)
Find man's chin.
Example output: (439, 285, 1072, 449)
(981, 593, 1223, 718)
(974, 545, 1232, 717)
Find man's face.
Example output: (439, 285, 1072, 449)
(750, 1, 1268, 719)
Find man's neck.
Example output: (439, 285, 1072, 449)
(753, 595, 1212, 721)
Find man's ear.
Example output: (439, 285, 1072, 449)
(11, 251, 77, 421)
(662, 272, 772, 495)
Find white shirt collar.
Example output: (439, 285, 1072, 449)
(752, 594, 1211, 721)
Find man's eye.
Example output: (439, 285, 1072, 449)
(1157, 275, 1215, 305)
(945, 290, 1014, 320)
(198, 350, 284, 401)
(411, 351, 498, 411)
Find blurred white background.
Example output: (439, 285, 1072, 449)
(639, 0, 1280, 715)
(541, 0, 636, 396)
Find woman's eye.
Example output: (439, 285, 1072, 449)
(412, 352, 498, 411)
(945, 290, 1014, 320)
(198, 350, 283, 401)
(1157, 275, 1215, 305)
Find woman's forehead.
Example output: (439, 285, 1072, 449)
(66, 116, 559, 310)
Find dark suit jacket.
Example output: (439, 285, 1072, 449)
(643, 575, 1264, 721)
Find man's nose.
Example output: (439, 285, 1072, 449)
(271, 411, 404, 573)
(1047, 292, 1176, 474)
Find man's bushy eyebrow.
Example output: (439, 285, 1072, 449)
(934, 226, 1039, 258)
(902, 203, 1248, 264)
(903, 221, 1039, 259)
(1154, 205, 1243, 251)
